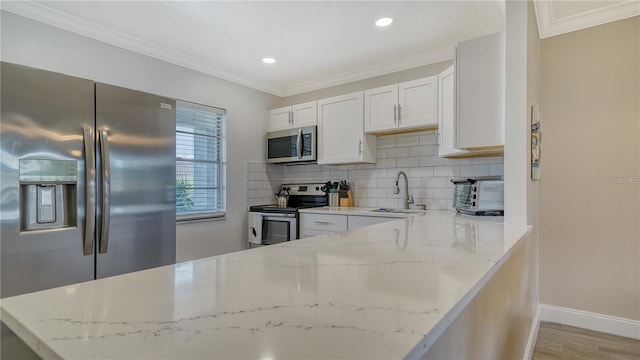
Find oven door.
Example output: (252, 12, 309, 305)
(452, 181, 474, 212)
(248, 212, 297, 247)
(266, 126, 316, 163)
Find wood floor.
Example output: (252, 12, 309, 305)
(533, 322, 640, 360)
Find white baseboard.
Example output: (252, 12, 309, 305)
(539, 304, 640, 340)
(522, 304, 541, 360)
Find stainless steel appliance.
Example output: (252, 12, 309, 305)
(451, 176, 504, 216)
(266, 126, 316, 164)
(0, 62, 177, 299)
(248, 183, 327, 247)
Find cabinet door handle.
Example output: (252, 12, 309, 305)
(289, 110, 293, 124)
(397, 104, 401, 122)
(393, 104, 397, 123)
(314, 221, 330, 225)
(359, 139, 363, 154)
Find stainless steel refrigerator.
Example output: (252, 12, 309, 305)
(0, 62, 177, 300)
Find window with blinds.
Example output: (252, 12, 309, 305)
(175, 100, 226, 221)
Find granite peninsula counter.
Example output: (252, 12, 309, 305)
(1, 210, 531, 359)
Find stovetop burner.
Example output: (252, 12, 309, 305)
(249, 182, 328, 214)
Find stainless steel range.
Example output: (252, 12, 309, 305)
(248, 183, 327, 247)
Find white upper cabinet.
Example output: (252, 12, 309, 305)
(269, 107, 292, 131)
(455, 31, 505, 149)
(268, 101, 317, 131)
(437, 66, 465, 157)
(318, 92, 376, 165)
(363, 84, 397, 132)
(398, 76, 438, 130)
(364, 76, 438, 134)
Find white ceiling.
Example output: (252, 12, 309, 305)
(1, 1, 504, 97)
(4, 1, 637, 97)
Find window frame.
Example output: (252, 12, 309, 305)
(175, 100, 226, 222)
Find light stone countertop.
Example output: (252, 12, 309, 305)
(1, 210, 530, 360)
(300, 206, 419, 217)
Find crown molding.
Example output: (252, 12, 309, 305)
(534, 0, 640, 39)
(282, 47, 454, 97)
(0, 1, 285, 96)
(2, 1, 455, 98)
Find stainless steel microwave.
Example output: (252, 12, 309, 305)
(451, 176, 504, 216)
(266, 126, 317, 164)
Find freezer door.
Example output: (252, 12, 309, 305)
(95, 83, 176, 278)
(0, 62, 95, 298)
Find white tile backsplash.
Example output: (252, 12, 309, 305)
(387, 147, 410, 158)
(396, 135, 420, 147)
(459, 165, 491, 177)
(247, 131, 504, 210)
(246, 161, 283, 207)
(398, 156, 421, 168)
(490, 164, 505, 176)
(410, 145, 435, 157)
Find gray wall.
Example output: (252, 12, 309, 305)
(539, 16, 639, 320)
(278, 61, 452, 106)
(0, 11, 281, 260)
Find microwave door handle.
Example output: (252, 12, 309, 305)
(297, 128, 302, 159)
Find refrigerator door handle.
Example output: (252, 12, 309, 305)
(98, 129, 111, 254)
(83, 127, 96, 256)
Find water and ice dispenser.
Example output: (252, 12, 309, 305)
(19, 159, 78, 232)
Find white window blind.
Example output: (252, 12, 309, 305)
(176, 100, 226, 221)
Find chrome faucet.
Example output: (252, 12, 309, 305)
(393, 171, 414, 209)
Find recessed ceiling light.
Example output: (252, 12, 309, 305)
(262, 57, 276, 64)
(375, 17, 393, 27)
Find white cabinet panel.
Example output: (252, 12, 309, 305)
(398, 76, 438, 130)
(318, 92, 376, 165)
(364, 77, 438, 134)
(291, 101, 317, 128)
(456, 31, 505, 149)
(364, 84, 397, 132)
(301, 213, 400, 238)
(348, 215, 396, 229)
(268, 101, 317, 131)
(269, 106, 293, 131)
(300, 213, 347, 232)
(437, 66, 465, 157)
(300, 229, 334, 238)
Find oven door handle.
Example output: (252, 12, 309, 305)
(261, 213, 296, 219)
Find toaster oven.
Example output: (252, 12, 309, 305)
(451, 176, 504, 216)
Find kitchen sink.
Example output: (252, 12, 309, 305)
(369, 208, 425, 214)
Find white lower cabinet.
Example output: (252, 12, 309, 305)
(300, 229, 335, 238)
(300, 213, 398, 238)
(300, 214, 347, 238)
(347, 215, 396, 229)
